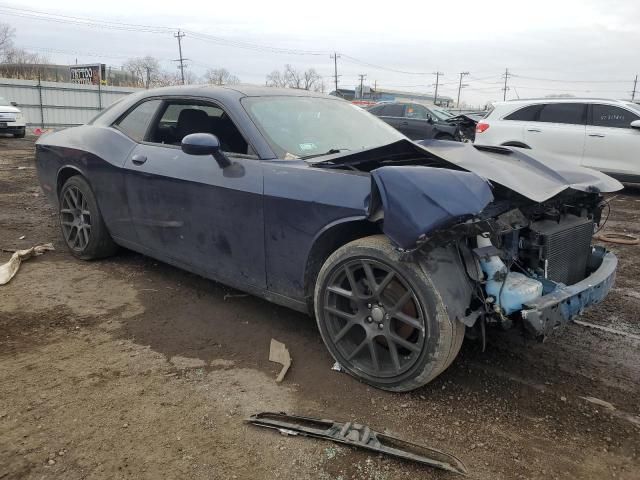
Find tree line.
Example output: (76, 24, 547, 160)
(0, 22, 325, 92)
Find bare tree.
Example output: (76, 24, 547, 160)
(204, 68, 240, 86)
(0, 22, 15, 55)
(0, 47, 49, 79)
(266, 64, 324, 91)
(265, 69, 288, 88)
(123, 56, 162, 88)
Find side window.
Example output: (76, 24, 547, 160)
(115, 99, 162, 141)
(504, 104, 543, 121)
(405, 104, 429, 119)
(368, 105, 385, 115)
(537, 103, 586, 125)
(381, 104, 405, 117)
(147, 101, 249, 155)
(591, 104, 640, 128)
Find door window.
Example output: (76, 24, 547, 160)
(380, 104, 405, 117)
(405, 104, 430, 119)
(115, 99, 162, 141)
(591, 104, 640, 128)
(537, 103, 586, 125)
(504, 104, 543, 121)
(147, 101, 250, 154)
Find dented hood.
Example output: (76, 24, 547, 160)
(311, 139, 622, 203)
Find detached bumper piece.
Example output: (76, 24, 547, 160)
(521, 246, 617, 338)
(247, 412, 468, 475)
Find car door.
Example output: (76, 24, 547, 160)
(522, 103, 587, 166)
(122, 98, 266, 289)
(376, 104, 406, 132)
(401, 104, 437, 140)
(583, 103, 640, 179)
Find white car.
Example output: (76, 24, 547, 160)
(475, 98, 640, 182)
(0, 96, 26, 138)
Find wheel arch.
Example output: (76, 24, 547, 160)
(303, 217, 380, 308)
(56, 165, 86, 197)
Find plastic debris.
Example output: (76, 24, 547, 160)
(0, 243, 54, 285)
(269, 339, 291, 383)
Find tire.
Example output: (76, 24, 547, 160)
(59, 176, 117, 260)
(314, 235, 464, 392)
(13, 130, 25, 138)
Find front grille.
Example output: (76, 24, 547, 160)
(529, 215, 594, 285)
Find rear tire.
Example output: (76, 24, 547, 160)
(59, 176, 117, 260)
(314, 235, 463, 392)
(13, 130, 25, 138)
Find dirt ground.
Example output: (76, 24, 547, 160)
(1, 136, 639, 480)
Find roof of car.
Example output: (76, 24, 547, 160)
(493, 97, 632, 106)
(137, 84, 337, 100)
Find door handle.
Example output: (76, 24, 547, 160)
(399, 121, 409, 126)
(588, 133, 605, 138)
(131, 154, 147, 165)
(527, 128, 541, 133)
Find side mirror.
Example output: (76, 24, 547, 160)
(10, 101, 18, 107)
(427, 115, 434, 124)
(181, 133, 231, 168)
(631, 120, 640, 129)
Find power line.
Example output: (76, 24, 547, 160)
(511, 73, 631, 84)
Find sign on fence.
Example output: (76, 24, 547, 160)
(69, 64, 105, 86)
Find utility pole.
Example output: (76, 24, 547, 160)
(457, 71, 469, 108)
(373, 80, 377, 100)
(174, 30, 186, 85)
(502, 68, 510, 101)
(330, 52, 340, 94)
(145, 66, 151, 89)
(632, 74, 638, 101)
(358, 74, 367, 99)
(432, 71, 444, 105)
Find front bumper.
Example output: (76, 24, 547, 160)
(0, 123, 25, 135)
(520, 246, 617, 338)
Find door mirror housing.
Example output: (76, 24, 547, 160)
(10, 101, 18, 107)
(181, 133, 231, 168)
(631, 120, 640, 129)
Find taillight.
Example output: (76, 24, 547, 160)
(476, 122, 490, 133)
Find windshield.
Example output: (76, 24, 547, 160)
(242, 96, 405, 158)
(430, 107, 455, 120)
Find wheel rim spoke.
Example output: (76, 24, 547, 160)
(60, 186, 91, 251)
(322, 258, 427, 379)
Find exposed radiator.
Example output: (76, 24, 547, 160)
(528, 215, 594, 285)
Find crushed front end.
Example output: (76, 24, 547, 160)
(448, 188, 617, 339)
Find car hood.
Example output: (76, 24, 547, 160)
(0, 105, 21, 114)
(310, 139, 622, 203)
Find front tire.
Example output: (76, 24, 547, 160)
(59, 176, 117, 260)
(314, 235, 463, 392)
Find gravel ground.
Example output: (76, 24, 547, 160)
(1, 135, 639, 480)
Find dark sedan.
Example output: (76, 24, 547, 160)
(35, 85, 621, 392)
(367, 102, 459, 140)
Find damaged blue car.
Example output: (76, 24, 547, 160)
(35, 86, 622, 391)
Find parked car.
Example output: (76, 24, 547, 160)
(0, 96, 26, 138)
(367, 102, 460, 140)
(475, 98, 640, 182)
(35, 85, 621, 392)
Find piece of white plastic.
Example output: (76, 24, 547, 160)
(0, 243, 54, 285)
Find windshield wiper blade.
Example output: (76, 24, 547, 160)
(300, 148, 351, 160)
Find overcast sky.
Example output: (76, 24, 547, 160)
(2, 0, 639, 106)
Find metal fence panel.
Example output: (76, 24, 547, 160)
(0, 77, 142, 128)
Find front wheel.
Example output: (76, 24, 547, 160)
(59, 176, 117, 260)
(314, 235, 464, 392)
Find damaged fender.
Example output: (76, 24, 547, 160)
(370, 165, 494, 250)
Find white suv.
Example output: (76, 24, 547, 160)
(0, 96, 26, 138)
(475, 98, 640, 182)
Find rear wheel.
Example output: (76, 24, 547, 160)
(314, 235, 463, 391)
(13, 129, 25, 138)
(59, 176, 117, 260)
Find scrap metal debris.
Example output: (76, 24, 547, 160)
(0, 243, 54, 285)
(247, 412, 468, 475)
(331, 361, 344, 373)
(268, 339, 292, 383)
